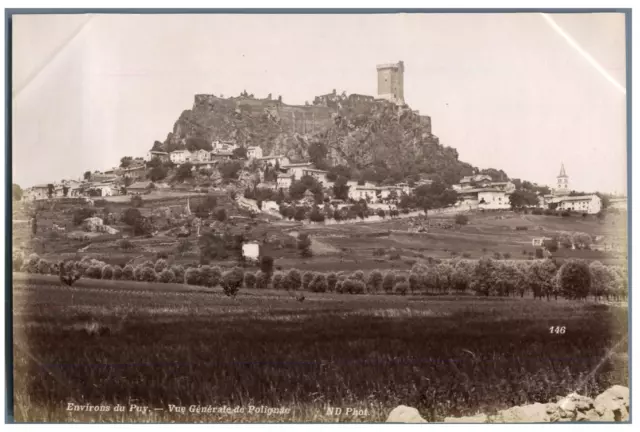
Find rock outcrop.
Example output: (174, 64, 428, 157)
(389, 386, 630, 423)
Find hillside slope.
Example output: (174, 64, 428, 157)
(160, 94, 476, 185)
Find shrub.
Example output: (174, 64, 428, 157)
(352, 270, 365, 282)
(272, 272, 285, 290)
(73, 208, 97, 225)
(503, 253, 511, 260)
(382, 272, 395, 293)
(309, 274, 328, 293)
(222, 267, 244, 297)
(297, 233, 313, 258)
(154, 259, 168, 273)
(531, 208, 543, 215)
(515, 226, 528, 231)
(335, 281, 345, 294)
(302, 271, 314, 290)
(170, 265, 185, 283)
(12, 252, 24, 272)
(158, 269, 176, 283)
(101, 265, 114, 280)
(372, 248, 386, 257)
(493, 252, 502, 260)
(244, 271, 257, 289)
(113, 266, 123, 280)
(255, 270, 271, 289)
(140, 267, 156, 282)
(201, 266, 222, 287)
(394, 282, 409, 295)
(21, 253, 41, 273)
(284, 269, 302, 291)
(142, 260, 155, 269)
(118, 239, 135, 251)
(408, 273, 420, 293)
(462, 252, 472, 258)
(185, 267, 202, 285)
(388, 251, 401, 260)
(351, 280, 366, 294)
(37, 259, 52, 275)
(543, 209, 555, 216)
(543, 238, 559, 252)
(377, 209, 386, 218)
(561, 211, 571, 217)
(122, 265, 135, 281)
(557, 259, 591, 300)
(309, 208, 325, 222)
(85, 265, 103, 279)
(455, 214, 469, 226)
(535, 248, 544, 259)
(327, 272, 338, 292)
(367, 270, 383, 293)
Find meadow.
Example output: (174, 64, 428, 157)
(12, 273, 628, 423)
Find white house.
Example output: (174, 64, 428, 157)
(170, 149, 190, 164)
(282, 162, 314, 180)
(212, 140, 238, 154)
(146, 150, 169, 162)
(242, 242, 260, 262)
(247, 146, 263, 159)
(190, 149, 210, 163)
(91, 184, 114, 197)
(277, 173, 293, 190)
(552, 194, 602, 214)
(300, 167, 329, 184)
(478, 190, 510, 210)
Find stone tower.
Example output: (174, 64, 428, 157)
(376, 61, 405, 105)
(556, 163, 569, 195)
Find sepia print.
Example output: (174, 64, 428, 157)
(10, 11, 629, 423)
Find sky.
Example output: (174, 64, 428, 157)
(12, 13, 627, 193)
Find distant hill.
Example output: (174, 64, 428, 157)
(159, 93, 482, 185)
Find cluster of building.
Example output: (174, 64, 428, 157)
(452, 164, 603, 214)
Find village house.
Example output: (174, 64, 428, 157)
(90, 183, 114, 197)
(189, 149, 210, 163)
(121, 165, 146, 180)
(247, 146, 263, 159)
(258, 155, 290, 167)
(170, 149, 190, 165)
(25, 184, 51, 200)
(127, 181, 154, 195)
(281, 162, 314, 180)
(548, 195, 602, 215)
(242, 241, 260, 262)
(459, 174, 492, 187)
(146, 150, 170, 163)
(212, 140, 238, 154)
(300, 167, 329, 184)
(276, 172, 293, 190)
(609, 197, 627, 211)
(209, 151, 233, 161)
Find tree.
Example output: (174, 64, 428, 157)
(148, 166, 168, 182)
(284, 269, 302, 291)
(382, 272, 395, 294)
(120, 156, 133, 168)
(175, 163, 194, 181)
(62, 185, 69, 197)
(232, 146, 248, 159)
(527, 259, 557, 300)
(333, 176, 350, 201)
(83, 171, 92, 181)
(308, 141, 329, 170)
(122, 208, 142, 226)
(185, 137, 212, 152)
(557, 259, 591, 300)
(367, 270, 383, 293)
(293, 207, 306, 221)
(12, 184, 23, 201)
(199, 232, 228, 261)
(289, 180, 308, 201)
(509, 190, 539, 210)
(221, 267, 244, 297)
(471, 257, 497, 296)
(260, 255, 274, 275)
(455, 214, 469, 226)
(47, 184, 54, 199)
(219, 161, 243, 180)
(297, 233, 312, 257)
(215, 208, 227, 222)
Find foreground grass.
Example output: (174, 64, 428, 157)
(12, 275, 628, 422)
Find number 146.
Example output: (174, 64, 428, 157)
(550, 326, 566, 334)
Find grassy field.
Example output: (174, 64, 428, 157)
(12, 273, 628, 423)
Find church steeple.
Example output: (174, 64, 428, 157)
(556, 163, 569, 195)
(558, 163, 567, 178)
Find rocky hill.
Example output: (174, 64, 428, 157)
(159, 93, 476, 185)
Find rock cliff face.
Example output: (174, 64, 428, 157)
(162, 93, 475, 184)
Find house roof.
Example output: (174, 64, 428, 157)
(128, 181, 153, 189)
(302, 168, 328, 174)
(283, 162, 313, 168)
(555, 195, 597, 202)
(278, 173, 293, 178)
(247, 146, 261, 150)
(171, 149, 189, 154)
(258, 155, 286, 160)
(457, 187, 507, 194)
(150, 150, 168, 155)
